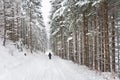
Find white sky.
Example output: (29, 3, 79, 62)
(41, 0, 51, 31)
(41, 0, 51, 49)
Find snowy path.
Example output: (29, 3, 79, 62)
(0, 54, 105, 80)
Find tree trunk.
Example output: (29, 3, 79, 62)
(83, 12, 87, 65)
(3, 0, 6, 46)
(98, 10, 102, 71)
(100, 6, 105, 72)
(60, 27, 63, 58)
(111, 10, 116, 72)
(11, 0, 15, 42)
(75, 31, 78, 63)
(30, 7, 33, 53)
(94, 15, 98, 70)
(64, 36, 67, 59)
(16, 3, 19, 41)
(80, 29, 83, 65)
(103, 0, 110, 72)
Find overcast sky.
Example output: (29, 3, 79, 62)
(41, 0, 51, 29)
(41, 0, 51, 49)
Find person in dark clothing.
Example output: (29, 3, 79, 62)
(24, 53, 27, 56)
(48, 52, 52, 59)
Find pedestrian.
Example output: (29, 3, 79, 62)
(24, 53, 26, 56)
(48, 52, 52, 59)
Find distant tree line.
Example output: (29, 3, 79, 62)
(0, 0, 47, 53)
(50, 0, 120, 77)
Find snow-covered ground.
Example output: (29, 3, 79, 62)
(0, 40, 119, 80)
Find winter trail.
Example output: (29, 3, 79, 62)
(0, 54, 104, 80)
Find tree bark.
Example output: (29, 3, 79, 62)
(11, 0, 15, 42)
(83, 12, 87, 65)
(83, 11, 88, 66)
(3, 0, 6, 46)
(94, 15, 98, 70)
(30, 7, 33, 53)
(103, 0, 110, 72)
(111, 10, 115, 72)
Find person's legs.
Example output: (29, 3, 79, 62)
(49, 55, 51, 59)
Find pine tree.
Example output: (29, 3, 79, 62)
(3, 0, 6, 46)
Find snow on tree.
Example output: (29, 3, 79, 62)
(0, 0, 47, 53)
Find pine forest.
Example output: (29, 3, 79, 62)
(50, 0, 120, 77)
(0, 0, 120, 79)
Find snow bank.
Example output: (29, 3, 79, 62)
(0, 38, 119, 80)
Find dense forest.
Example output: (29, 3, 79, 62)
(0, 0, 47, 53)
(0, 0, 120, 79)
(49, 0, 120, 77)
